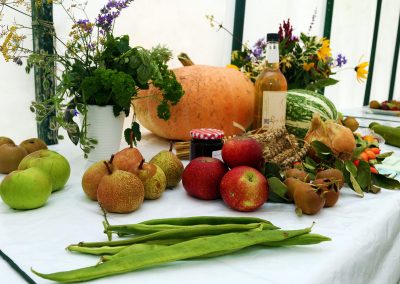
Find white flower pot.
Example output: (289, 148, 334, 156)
(83, 105, 125, 162)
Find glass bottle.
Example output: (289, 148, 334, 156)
(253, 33, 288, 130)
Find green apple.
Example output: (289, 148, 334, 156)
(0, 167, 52, 210)
(18, 149, 70, 192)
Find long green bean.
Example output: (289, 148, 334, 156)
(139, 216, 274, 226)
(101, 243, 167, 262)
(102, 233, 331, 262)
(261, 233, 331, 247)
(67, 245, 127, 256)
(76, 222, 275, 248)
(32, 227, 316, 282)
(105, 222, 278, 236)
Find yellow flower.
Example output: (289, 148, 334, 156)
(303, 62, 315, 71)
(355, 62, 368, 82)
(1, 26, 17, 62)
(317, 38, 331, 62)
(226, 64, 239, 70)
(231, 50, 240, 61)
(280, 56, 292, 69)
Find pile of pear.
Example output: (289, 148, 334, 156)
(82, 145, 184, 214)
(0, 136, 71, 210)
(0, 136, 48, 174)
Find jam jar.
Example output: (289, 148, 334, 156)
(189, 128, 224, 160)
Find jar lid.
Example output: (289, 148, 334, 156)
(190, 128, 225, 140)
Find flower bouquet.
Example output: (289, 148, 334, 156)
(0, 0, 184, 157)
(228, 19, 368, 91)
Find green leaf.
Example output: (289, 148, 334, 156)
(267, 177, 291, 203)
(376, 152, 394, 160)
(344, 160, 364, 196)
(132, 121, 141, 142)
(264, 162, 283, 180)
(349, 173, 364, 197)
(306, 78, 339, 91)
(356, 160, 371, 191)
(157, 101, 170, 120)
(345, 160, 357, 177)
(123, 121, 142, 147)
(371, 174, 400, 190)
(311, 140, 333, 159)
(137, 64, 153, 85)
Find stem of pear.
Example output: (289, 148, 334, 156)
(129, 130, 133, 148)
(169, 141, 173, 152)
(103, 161, 112, 175)
(139, 159, 145, 170)
(109, 154, 115, 164)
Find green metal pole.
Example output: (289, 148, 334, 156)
(323, 0, 335, 39)
(31, 0, 58, 145)
(231, 0, 246, 53)
(388, 13, 400, 101)
(363, 0, 382, 106)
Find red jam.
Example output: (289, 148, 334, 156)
(189, 128, 224, 160)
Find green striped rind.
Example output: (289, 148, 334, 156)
(285, 89, 338, 139)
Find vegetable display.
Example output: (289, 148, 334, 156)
(32, 216, 330, 282)
(133, 57, 255, 141)
(285, 89, 338, 139)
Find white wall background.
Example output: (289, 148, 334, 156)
(0, 0, 399, 143)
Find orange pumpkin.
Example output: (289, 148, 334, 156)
(133, 64, 255, 141)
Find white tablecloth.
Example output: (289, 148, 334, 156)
(1, 128, 400, 284)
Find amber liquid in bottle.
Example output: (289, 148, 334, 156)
(253, 36, 287, 130)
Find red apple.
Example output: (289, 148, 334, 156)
(221, 137, 263, 170)
(182, 157, 229, 200)
(220, 166, 268, 212)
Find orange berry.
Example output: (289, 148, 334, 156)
(370, 167, 378, 174)
(370, 147, 381, 154)
(365, 150, 376, 160)
(359, 152, 369, 161)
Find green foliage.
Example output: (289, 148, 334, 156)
(124, 121, 141, 147)
(301, 140, 400, 195)
(1, 2, 184, 157)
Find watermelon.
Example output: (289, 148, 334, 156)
(285, 89, 338, 138)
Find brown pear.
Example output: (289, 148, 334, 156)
(137, 160, 167, 200)
(82, 156, 115, 201)
(0, 144, 28, 174)
(97, 162, 144, 213)
(0, 136, 15, 147)
(149, 144, 184, 188)
(112, 146, 143, 175)
(19, 138, 48, 154)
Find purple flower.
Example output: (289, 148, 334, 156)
(70, 109, 79, 117)
(77, 19, 93, 33)
(95, 0, 134, 32)
(87, 43, 96, 51)
(336, 53, 347, 67)
(250, 38, 266, 59)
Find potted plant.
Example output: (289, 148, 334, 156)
(0, 0, 184, 160)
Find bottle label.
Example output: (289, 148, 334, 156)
(262, 91, 287, 129)
(267, 44, 279, 63)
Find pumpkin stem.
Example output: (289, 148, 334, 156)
(178, 52, 195, 66)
